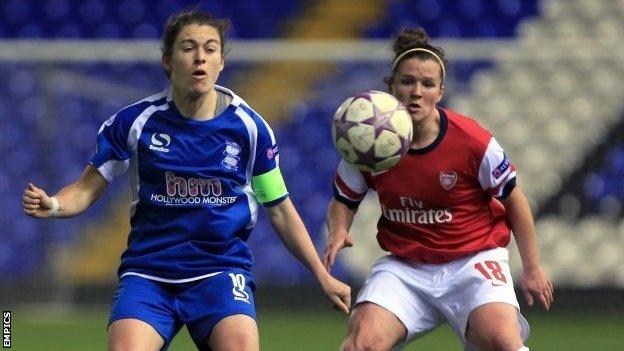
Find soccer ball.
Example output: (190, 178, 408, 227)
(332, 90, 413, 172)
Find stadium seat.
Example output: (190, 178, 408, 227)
(364, 0, 539, 38)
(3, 0, 304, 39)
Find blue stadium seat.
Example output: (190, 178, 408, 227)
(364, 0, 539, 38)
(44, 0, 71, 20)
(552, 140, 624, 218)
(2, 0, 304, 39)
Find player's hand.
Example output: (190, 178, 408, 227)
(22, 183, 54, 218)
(318, 273, 351, 314)
(521, 265, 553, 311)
(323, 229, 354, 273)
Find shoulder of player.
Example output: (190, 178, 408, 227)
(114, 89, 170, 125)
(443, 108, 492, 147)
(223, 85, 274, 133)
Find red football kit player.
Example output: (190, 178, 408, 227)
(334, 108, 515, 264)
(324, 28, 553, 351)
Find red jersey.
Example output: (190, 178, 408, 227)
(334, 108, 517, 264)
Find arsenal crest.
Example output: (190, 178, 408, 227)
(439, 171, 457, 190)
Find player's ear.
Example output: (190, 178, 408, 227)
(436, 83, 445, 103)
(162, 55, 171, 76)
(219, 57, 224, 72)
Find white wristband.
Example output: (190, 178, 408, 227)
(47, 197, 59, 217)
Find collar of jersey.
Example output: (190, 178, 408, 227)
(407, 107, 448, 155)
(166, 85, 238, 124)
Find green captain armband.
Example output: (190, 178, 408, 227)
(251, 167, 288, 205)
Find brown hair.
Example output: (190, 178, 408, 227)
(161, 9, 230, 77)
(384, 27, 447, 90)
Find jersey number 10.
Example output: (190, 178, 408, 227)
(229, 273, 251, 303)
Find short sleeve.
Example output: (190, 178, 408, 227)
(89, 114, 131, 183)
(252, 117, 279, 176)
(477, 137, 517, 199)
(333, 159, 370, 208)
(249, 116, 289, 206)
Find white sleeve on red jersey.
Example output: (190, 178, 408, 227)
(478, 137, 517, 199)
(333, 159, 369, 208)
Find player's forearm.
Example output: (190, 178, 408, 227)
(267, 199, 327, 277)
(326, 199, 356, 237)
(504, 188, 541, 271)
(52, 166, 108, 217)
(52, 184, 97, 217)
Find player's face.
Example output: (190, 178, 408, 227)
(163, 24, 224, 97)
(391, 58, 444, 124)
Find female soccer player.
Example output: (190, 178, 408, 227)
(21, 10, 350, 351)
(324, 27, 553, 351)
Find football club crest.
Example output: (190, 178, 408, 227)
(221, 141, 241, 170)
(439, 171, 457, 190)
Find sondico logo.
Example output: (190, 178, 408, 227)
(149, 133, 171, 153)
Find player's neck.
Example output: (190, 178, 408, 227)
(411, 109, 440, 148)
(173, 88, 217, 121)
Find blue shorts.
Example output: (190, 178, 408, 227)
(108, 270, 256, 351)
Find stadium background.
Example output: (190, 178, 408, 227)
(1, 0, 623, 349)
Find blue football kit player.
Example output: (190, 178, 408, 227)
(22, 10, 351, 351)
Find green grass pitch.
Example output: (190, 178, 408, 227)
(12, 308, 624, 350)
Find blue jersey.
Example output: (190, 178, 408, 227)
(90, 85, 285, 282)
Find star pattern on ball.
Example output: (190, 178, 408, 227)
(335, 110, 360, 143)
(398, 130, 411, 154)
(352, 144, 380, 170)
(333, 91, 412, 172)
(360, 105, 398, 139)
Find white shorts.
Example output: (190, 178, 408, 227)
(355, 247, 529, 349)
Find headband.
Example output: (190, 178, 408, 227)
(392, 48, 446, 81)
